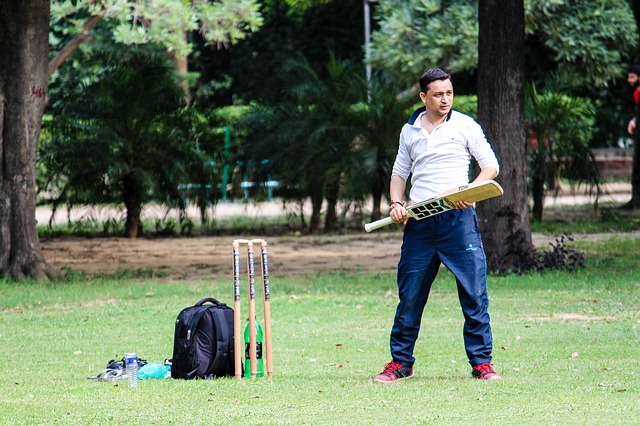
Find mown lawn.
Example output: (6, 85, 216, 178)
(0, 237, 638, 425)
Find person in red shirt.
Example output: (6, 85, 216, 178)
(626, 64, 640, 135)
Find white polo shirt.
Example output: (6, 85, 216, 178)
(391, 110, 500, 204)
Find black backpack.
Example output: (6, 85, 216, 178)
(171, 298, 236, 379)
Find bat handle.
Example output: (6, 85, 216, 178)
(364, 216, 395, 232)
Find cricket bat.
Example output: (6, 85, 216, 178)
(364, 180, 504, 232)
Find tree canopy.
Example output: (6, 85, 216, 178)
(48, 0, 263, 77)
(370, 0, 637, 92)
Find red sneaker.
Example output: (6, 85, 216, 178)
(472, 362, 501, 380)
(374, 361, 414, 382)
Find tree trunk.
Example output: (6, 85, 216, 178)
(0, 0, 58, 279)
(323, 171, 340, 232)
(530, 148, 547, 221)
(631, 0, 640, 50)
(370, 189, 382, 222)
(370, 161, 384, 221)
(48, 13, 104, 79)
(476, 0, 533, 272)
(123, 173, 143, 238)
(168, 45, 190, 101)
(308, 191, 323, 233)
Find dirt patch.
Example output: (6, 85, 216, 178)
(40, 229, 640, 280)
(41, 233, 404, 280)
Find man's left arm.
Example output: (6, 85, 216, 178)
(472, 166, 498, 183)
(458, 121, 500, 209)
(455, 167, 499, 209)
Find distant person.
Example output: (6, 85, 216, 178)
(626, 64, 640, 135)
(621, 65, 640, 211)
(374, 68, 501, 383)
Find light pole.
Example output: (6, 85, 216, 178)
(364, 0, 378, 102)
(363, 0, 377, 86)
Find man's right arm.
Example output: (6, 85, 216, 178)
(389, 175, 407, 223)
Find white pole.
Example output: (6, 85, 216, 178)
(364, 0, 372, 85)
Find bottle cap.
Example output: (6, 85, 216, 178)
(125, 353, 139, 365)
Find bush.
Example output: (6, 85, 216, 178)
(492, 231, 585, 275)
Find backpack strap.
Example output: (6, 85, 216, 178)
(188, 299, 224, 337)
(195, 297, 221, 306)
(207, 306, 231, 376)
(182, 306, 210, 341)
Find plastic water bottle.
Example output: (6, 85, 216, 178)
(244, 319, 265, 378)
(125, 352, 139, 388)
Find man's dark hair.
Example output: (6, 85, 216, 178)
(419, 68, 451, 93)
(628, 64, 640, 75)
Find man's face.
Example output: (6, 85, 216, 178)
(419, 79, 453, 118)
(628, 72, 639, 87)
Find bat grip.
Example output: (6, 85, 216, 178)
(364, 216, 395, 232)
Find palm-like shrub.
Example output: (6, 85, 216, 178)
(238, 55, 363, 232)
(525, 86, 601, 221)
(40, 48, 219, 237)
(237, 55, 410, 232)
(347, 75, 413, 222)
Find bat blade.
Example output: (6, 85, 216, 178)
(364, 180, 503, 232)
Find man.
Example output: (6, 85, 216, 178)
(375, 68, 501, 382)
(626, 64, 640, 136)
(622, 65, 640, 211)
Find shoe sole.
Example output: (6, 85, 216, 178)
(374, 372, 414, 383)
(474, 373, 501, 380)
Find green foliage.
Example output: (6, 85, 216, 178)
(452, 94, 478, 119)
(50, 0, 263, 58)
(229, 1, 366, 104)
(237, 55, 368, 231)
(0, 238, 638, 424)
(284, 0, 334, 12)
(236, 55, 414, 230)
(370, 0, 478, 88)
(525, 0, 637, 90)
(40, 47, 224, 235)
(42, 48, 184, 206)
(492, 231, 586, 275)
(525, 86, 602, 220)
(346, 76, 415, 220)
(370, 0, 637, 92)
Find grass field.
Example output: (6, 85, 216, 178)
(1, 237, 639, 425)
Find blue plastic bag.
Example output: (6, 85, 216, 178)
(138, 363, 171, 380)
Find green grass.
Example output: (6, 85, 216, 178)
(530, 205, 640, 235)
(1, 238, 639, 425)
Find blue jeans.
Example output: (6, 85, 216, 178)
(389, 208, 493, 368)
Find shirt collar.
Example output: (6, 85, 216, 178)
(411, 109, 453, 128)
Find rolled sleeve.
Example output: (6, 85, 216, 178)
(467, 122, 500, 175)
(391, 125, 413, 180)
